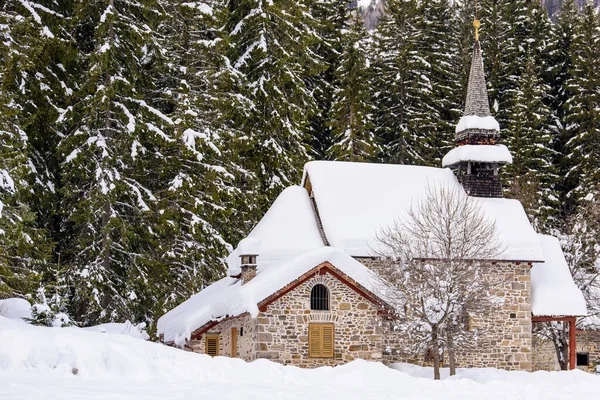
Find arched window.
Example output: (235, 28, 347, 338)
(310, 284, 329, 311)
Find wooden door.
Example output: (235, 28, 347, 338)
(231, 327, 238, 358)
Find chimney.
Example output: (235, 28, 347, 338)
(240, 254, 258, 284)
(237, 238, 260, 285)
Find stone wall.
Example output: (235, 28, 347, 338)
(381, 262, 532, 371)
(355, 257, 388, 276)
(183, 260, 533, 371)
(255, 273, 385, 367)
(458, 262, 532, 370)
(187, 314, 257, 360)
(577, 330, 600, 372)
(532, 336, 559, 371)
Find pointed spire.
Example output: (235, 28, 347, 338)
(464, 26, 491, 117)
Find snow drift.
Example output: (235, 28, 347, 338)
(1, 317, 599, 400)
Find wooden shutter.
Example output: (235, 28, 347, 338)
(231, 328, 238, 358)
(309, 323, 334, 358)
(205, 334, 219, 356)
(321, 324, 334, 358)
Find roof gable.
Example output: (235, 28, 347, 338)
(158, 247, 393, 345)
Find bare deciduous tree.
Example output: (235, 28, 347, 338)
(376, 183, 503, 379)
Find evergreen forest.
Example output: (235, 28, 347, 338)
(0, 0, 599, 335)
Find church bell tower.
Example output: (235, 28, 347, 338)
(442, 18, 512, 198)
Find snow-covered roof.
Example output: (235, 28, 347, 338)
(455, 115, 500, 133)
(226, 185, 324, 276)
(531, 235, 587, 317)
(303, 161, 543, 262)
(442, 145, 512, 167)
(158, 247, 390, 346)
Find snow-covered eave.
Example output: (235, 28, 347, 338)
(532, 313, 587, 318)
(413, 256, 545, 264)
(442, 144, 513, 168)
(455, 115, 500, 133)
(184, 312, 252, 344)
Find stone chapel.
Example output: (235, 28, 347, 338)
(157, 19, 588, 371)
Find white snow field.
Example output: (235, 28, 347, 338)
(1, 317, 599, 399)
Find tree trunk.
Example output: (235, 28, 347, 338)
(550, 322, 569, 370)
(432, 325, 441, 380)
(448, 334, 456, 376)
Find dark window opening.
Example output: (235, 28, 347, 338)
(577, 352, 589, 366)
(310, 284, 329, 311)
(240, 327, 244, 337)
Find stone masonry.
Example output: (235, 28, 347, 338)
(187, 259, 534, 372)
(533, 330, 600, 372)
(576, 330, 600, 372)
(255, 273, 384, 367)
(532, 336, 559, 371)
(378, 261, 532, 371)
(188, 314, 257, 359)
(456, 262, 532, 370)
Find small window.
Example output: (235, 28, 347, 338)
(577, 352, 589, 366)
(205, 334, 219, 357)
(309, 323, 334, 358)
(310, 284, 329, 310)
(240, 327, 244, 337)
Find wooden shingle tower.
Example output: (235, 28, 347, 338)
(442, 18, 512, 198)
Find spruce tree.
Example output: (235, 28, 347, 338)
(58, 0, 176, 324)
(372, 0, 424, 164)
(547, 0, 579, 218)
(0, 1, 57, 297)
(149, 0, 239, 319)
(307, 0, 348, 159)
(0, 91, 49, 297)
(327, 11, 378, 162)
(416, 0, 461, 165)
(373, 0, 461, 166)
(226, 0, 323, 209)
(563, 1, 600, 203)
(505, 56, 559, 229)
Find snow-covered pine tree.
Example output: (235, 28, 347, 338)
(148, 0, 240, 319)
(327, 11, 378, 162)
(226, 0, 323, 209)
(373, 0, 460, 166)
(551, 0, 579, 125)
(480, 0, 556, 126)
(0, 1, 76, 244)
(371, 0, 425, 164)
(504, 56, 559, 230)
(415, 0, 461, 165)
(0, 1, 57, 297)
(0, 89, 49, 298)
(306, 0, 348, 159)
(58, 0, 178, 324)
(477, 0, 510, 119)
(563, 1, 600, 204)
(542, 0, 579, 222)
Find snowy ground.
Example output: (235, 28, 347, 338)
(1, 317, 599, 399)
